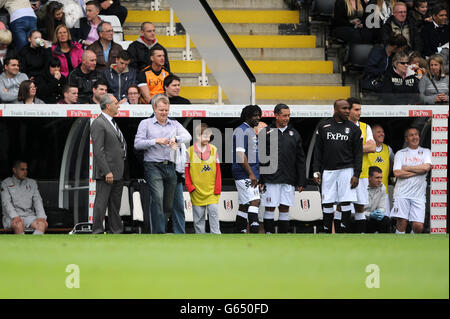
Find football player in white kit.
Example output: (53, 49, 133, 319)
(391, 127, 432, 234)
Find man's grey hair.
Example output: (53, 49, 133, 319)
(100, 93, 114, 110)
(97, 21, 112, 36)
(151, 94, 170, 109)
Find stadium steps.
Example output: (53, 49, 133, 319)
(121, 1, 350, 104)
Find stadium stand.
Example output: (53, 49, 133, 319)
(121, 0, 351, 104)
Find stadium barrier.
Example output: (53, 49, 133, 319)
(0, 104, 447, 234)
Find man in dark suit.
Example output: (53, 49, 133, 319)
(91, 93, 126, 234)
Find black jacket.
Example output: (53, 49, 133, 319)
(18, 45, 52, 79)
(381, 16, 423, 53)
(421, 21, 449, 57)
(380, 66, 420, 104)
(258, 123, 306, 187)
(67, 66, 105, 104)
(34, 68, 67, 104)
(362, 45, 392, 91)
(313, 117, 363, 177)
(126, 38, 170, 72)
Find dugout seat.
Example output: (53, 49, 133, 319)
(117, 40, 133, 50)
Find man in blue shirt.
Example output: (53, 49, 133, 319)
(134, 94, 191, 233)
(232, 104, 262, 234)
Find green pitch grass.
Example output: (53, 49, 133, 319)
(0, 234, 448, 299)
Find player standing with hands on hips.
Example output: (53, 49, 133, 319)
(313, 99, 363, 233)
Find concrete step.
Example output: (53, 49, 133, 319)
(170, 60, 333, 74)
(163, 47, 324, 61)
(177, 73, 342, 87)
(121, 0, 289, 10)
(124, 34, 316, 48)
(180, 85, 350, 102)
(126, 10, 299, 24)
(124, 22, 308, 36)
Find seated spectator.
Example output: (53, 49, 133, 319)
(0, 21, 14, 73)
(375, 0, 398, 24)
(18, 29, 52, 79)
(127, 22, 170, 72)
(407, 0, 432, 31)
(15, 79, 44, 104)
(419, 53, 449, 104)
(103, 50, 136, 100)
(408, 52, 429, 80)
(88, 79, 107, 104)
(137, 47, 170, 103)
(51, 24, 84, 77)
(58, 83, 78, 103)
(0, 0, 37, 51)
(67, 49, 104, 103)
(381, 2, 423, 53)
(380, 51, 420, 103)
(123, 84, 145, 104)
(0, 57, 29, 103)
(72, 0, 102, 47)
(164, 74, 191, 105)
(362, 33, 407, 91)
(98, 0, 127, 25)
(1, 160, 48, 234)
(365, 166, 392, 233)
(421, 4, 448, 57)
(331, 0, 376, 44)
(39, 1, 66, 41)
(87, 21, 122, 72)
(35, 56, 66, 103)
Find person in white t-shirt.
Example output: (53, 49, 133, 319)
(391, 127, 432, 234)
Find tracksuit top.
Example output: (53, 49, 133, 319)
(313, 117, 363, 177)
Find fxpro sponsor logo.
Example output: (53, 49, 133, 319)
(432, 152, 448, 157)
(116, 110, 130, 117)
(409, 110, 432, 117)
(431, 177, 447, 182)
(431, 202, 447, 207)
(432, 126, 448, 132)
(432, 114, 448, 119)
(430, 228, 447, 233)
(262, 110, 274, 118)
(431, 190, 447, 195)
(327, 132, 349, 141)
(432, 164, 447, 170)
(182, 110, 206, 117)
(431, 139, 448, 144)
(67, 110, 92, 117)
(431, 215, 447, 221)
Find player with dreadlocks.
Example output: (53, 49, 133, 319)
(232, 104, 263, 233)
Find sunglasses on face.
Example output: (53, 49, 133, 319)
(397, 62, 409, 65)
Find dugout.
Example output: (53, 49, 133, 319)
(0, 104, 447, 234)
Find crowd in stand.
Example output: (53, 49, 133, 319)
(0, 0, 190, 106)
(327, 0, 448, 105)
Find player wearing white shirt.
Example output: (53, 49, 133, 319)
(392, 127, 432, 234)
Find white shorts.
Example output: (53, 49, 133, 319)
(354, 178, 369, 206)
(261, 183, 295, 207)
(235, 179, 260, 205)
(321, 168, 357, 204)
(390, 198, 425, 223)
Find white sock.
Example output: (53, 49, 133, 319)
(395, 229, 405, 234)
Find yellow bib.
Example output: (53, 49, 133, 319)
(360, 121, 370, 179)
(187, 145, 220, 206)
(368, 143, 390, 193)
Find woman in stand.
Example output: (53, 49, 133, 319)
(51, 24, 84, 78)
(18, 29, 51, 79)
(15, 80, 45, 104)
(35, 57, 67, 104)
(419, 54, 449, 104)
(39, 1, 66, 42)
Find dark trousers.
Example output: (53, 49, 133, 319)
(331, 26, 376, 44)
(92, 180, 124, 234)
(366, 216, 392, 233)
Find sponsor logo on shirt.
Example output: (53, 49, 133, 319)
(374, 156, 385, 163)
(200, 165, 213, 172)
(326, 132, 348, 141)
